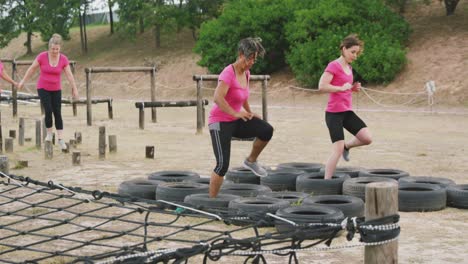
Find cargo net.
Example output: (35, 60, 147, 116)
(0, 174, 400, 264)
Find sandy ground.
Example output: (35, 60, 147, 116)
(0, 92, 467, 263)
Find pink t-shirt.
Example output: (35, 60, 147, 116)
(0, 61, 3, 77)
(36, 51, 70, 91)
(208, 65, 250, 124)
(324, 60, 354, 112)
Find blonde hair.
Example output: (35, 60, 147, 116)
(48, 34, 63, 48)
(340, 34, 364, 56)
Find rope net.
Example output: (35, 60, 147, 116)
(0, 174, 399, 264)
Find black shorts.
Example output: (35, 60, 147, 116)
(325, 111, 367, 143)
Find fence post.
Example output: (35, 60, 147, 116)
(12, 60, 17, 117)
(35, 120, 41, 149)
(0, 112, 3, 153)
(86, 69, 92, 126)
(18, 118, 25, 146)
(196, 79, 203, 134)
(262, 78, 268, 121)
(98, 126, 106, 159)
(150, 67, 157, 123)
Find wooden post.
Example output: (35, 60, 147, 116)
(72, 102, 77, 116)
(196, 80, 203, 134)
(86, 70, 92, 126)
(108, 135, 117, 153)
(12, 61, 17, 117)
(75, 132, 82, 144)
(44, 141, 53, 159)
(5, 138, 13, 153)
(69, 139, 77, 149)
(139, 107, 145, 130)
(150, 68, 157, 123)
(107, 99, 113, 119)
(42, 118, 46, 141)
(0, 111, 3, 153)
(72, 151, 81, 165)
(98, 126, 106, 159)
(9, 130, 16, 139)
(365, 181, 399, 264)
(262, 79, 268, 121)
(18, 118, 25, 146)
(0, 155, 9, 174)
(35, 120, 41, 149)
(146, 146, 154, 159)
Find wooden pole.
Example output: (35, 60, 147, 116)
(145, 146, 154, 159)
(35, 120, 41, 149)
(18, 118, 25, 146)
(12, 61, 17, 117)
(86, 70, 92, 126)
(262, 79, 268, 121)
(98, 126, 106, 159)
(44, 141, 53, 159)
(107, 99, 113, 119)
(72, 151, 81, 165)
(0, 155, 9, 174)
(365, 181, 399, 264)
(42, 118, 46, 141)
(108, 135, 117, 153)
(150, 67, 157, 123)
(72, 102, 77, 116)
(196, 80, 203, 134)
(139, 107, 145, 130)
(0, 111, 3, 153)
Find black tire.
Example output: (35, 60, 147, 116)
(117, 178, 163, 200)
(260, 168, 306, 191)
(221, 183, 272, 197)
(320, 166, 364, 178)
(156, 182, 208, 206)
(277, 162, 324, 173)
(275, 205, 344, 240)
(225, 167, 259, 184)
(359, 169, 409, 180)
(184, 193, 241, 210)
(228, 197, 290, 226)
(148, 170, 200, 182)
(183, 177, 233, 185)
(259, 192, 311, 205)
(447, 184, 468, 209)
(342, 177, 398, 201)
(398, 176, 455, 188)
(399, 183, 446, 212)
(296, 172, 351, 195)
(302, 195, 364, 217)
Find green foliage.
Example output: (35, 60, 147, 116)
(36, 0, 81, 42)
(0, 2, 20, 48)
(194, 0, 297, 74)
(285, 0, 410, 87)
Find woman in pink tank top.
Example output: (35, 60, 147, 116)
(0, 61, 19, 93)
(318, 34, 372, 179)
(19, 34, 79, 150)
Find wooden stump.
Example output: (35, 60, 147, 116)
(35, 120, 41, 149)
(365, 181, 399, 264)
(18, 118, 25, 146)
(139, 107, 145, 130)
(69, 139, 77, 149)
(72, 151, 81, 165)
(75, 132, 82, 144)
(0, 155, 9, 174)
(9, 130, 16, 139)
(99, 126, 106, 159)
(44, 141, 53, 159)
(5, 138, 13, 153)
(108, 135, 117, 153)
(146, 146, 154, 159)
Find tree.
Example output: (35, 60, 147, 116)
(0, 1, 20, 48)
(186, 0, 224, 40)
(108, 0, 115, 34)
(8, 0, 41, 54)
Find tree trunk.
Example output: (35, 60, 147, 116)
(191, 27, 197, 41)
(139, 17, 145, 34)
(79, 12, 85, 53)
(154, 24, 161, 48)
(398, 0, 407, 14)
(83, 7, 88, 53)
(108, 0, 114, 34)
(25, 31, 33, 55)
(444, 0, 460, 15)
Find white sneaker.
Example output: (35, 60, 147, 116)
(58, 139, 67, 150)
(242, 159, 268, 177)
(45, 133, 53, 142)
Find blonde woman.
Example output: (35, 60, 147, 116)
(19, 34, 79, 150)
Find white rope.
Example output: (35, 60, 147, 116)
(360, 87, 426, 108)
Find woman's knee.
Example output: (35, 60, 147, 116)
(258, 123, 274, 141)
(214, 162, 230, 177)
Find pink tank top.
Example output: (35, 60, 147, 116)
(36, 51, 70, 91)
(324, 60, 354, 113)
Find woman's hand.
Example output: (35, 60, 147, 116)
(341, 83, 353, 91)
(17, 81, 24, 90)
(351, 82, 361, 92)
(72, 87, 79, 99)
(235, 111, 254, 121)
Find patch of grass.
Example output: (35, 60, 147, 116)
(417, 153, 427, 157)
(12, 161, 28, 170)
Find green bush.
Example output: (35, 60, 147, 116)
(285, 0, 410, 87)
(194, 0, 296, 74)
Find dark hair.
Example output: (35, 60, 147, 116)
(340, 34, 364, 55)
(238, 37, 265, 59)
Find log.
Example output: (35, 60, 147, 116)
(365, 181, 399, 264)
(5, 138, 13, 153)
(72, 151, 81, 165)
(146, 146, 154, 159)
(98, 126, 106, 159)
(18, 118, 25, 146)
(108, 135, 117, 153)
(85, 66, 155, 73)
(44, 141, 53, 159)
(135, 100, 209, 108)
(0, 155, 9, 174)
(35, 120, 41, 149)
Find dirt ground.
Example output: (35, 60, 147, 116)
(0, 92, 467, 263)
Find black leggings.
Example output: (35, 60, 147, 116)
(209, 117, 274, 176)
(325, 111, 367, 143)
(38, 89, 63, 130)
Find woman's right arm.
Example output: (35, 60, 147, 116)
(318, 72, 352, 93)
(214, 80, 251, 121)
(18, 59, 40, 89)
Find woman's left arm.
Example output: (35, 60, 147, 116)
(1, 71, 18, 87)
(243, 100, 261, 119)
(64, 65, 79, 99)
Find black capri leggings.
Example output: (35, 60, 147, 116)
(325, 111, 367, 143)
(209, 117, 273, 176)
(38, 89, 63, 130)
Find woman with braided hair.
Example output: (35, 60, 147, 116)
(208, 37, 274, 198)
